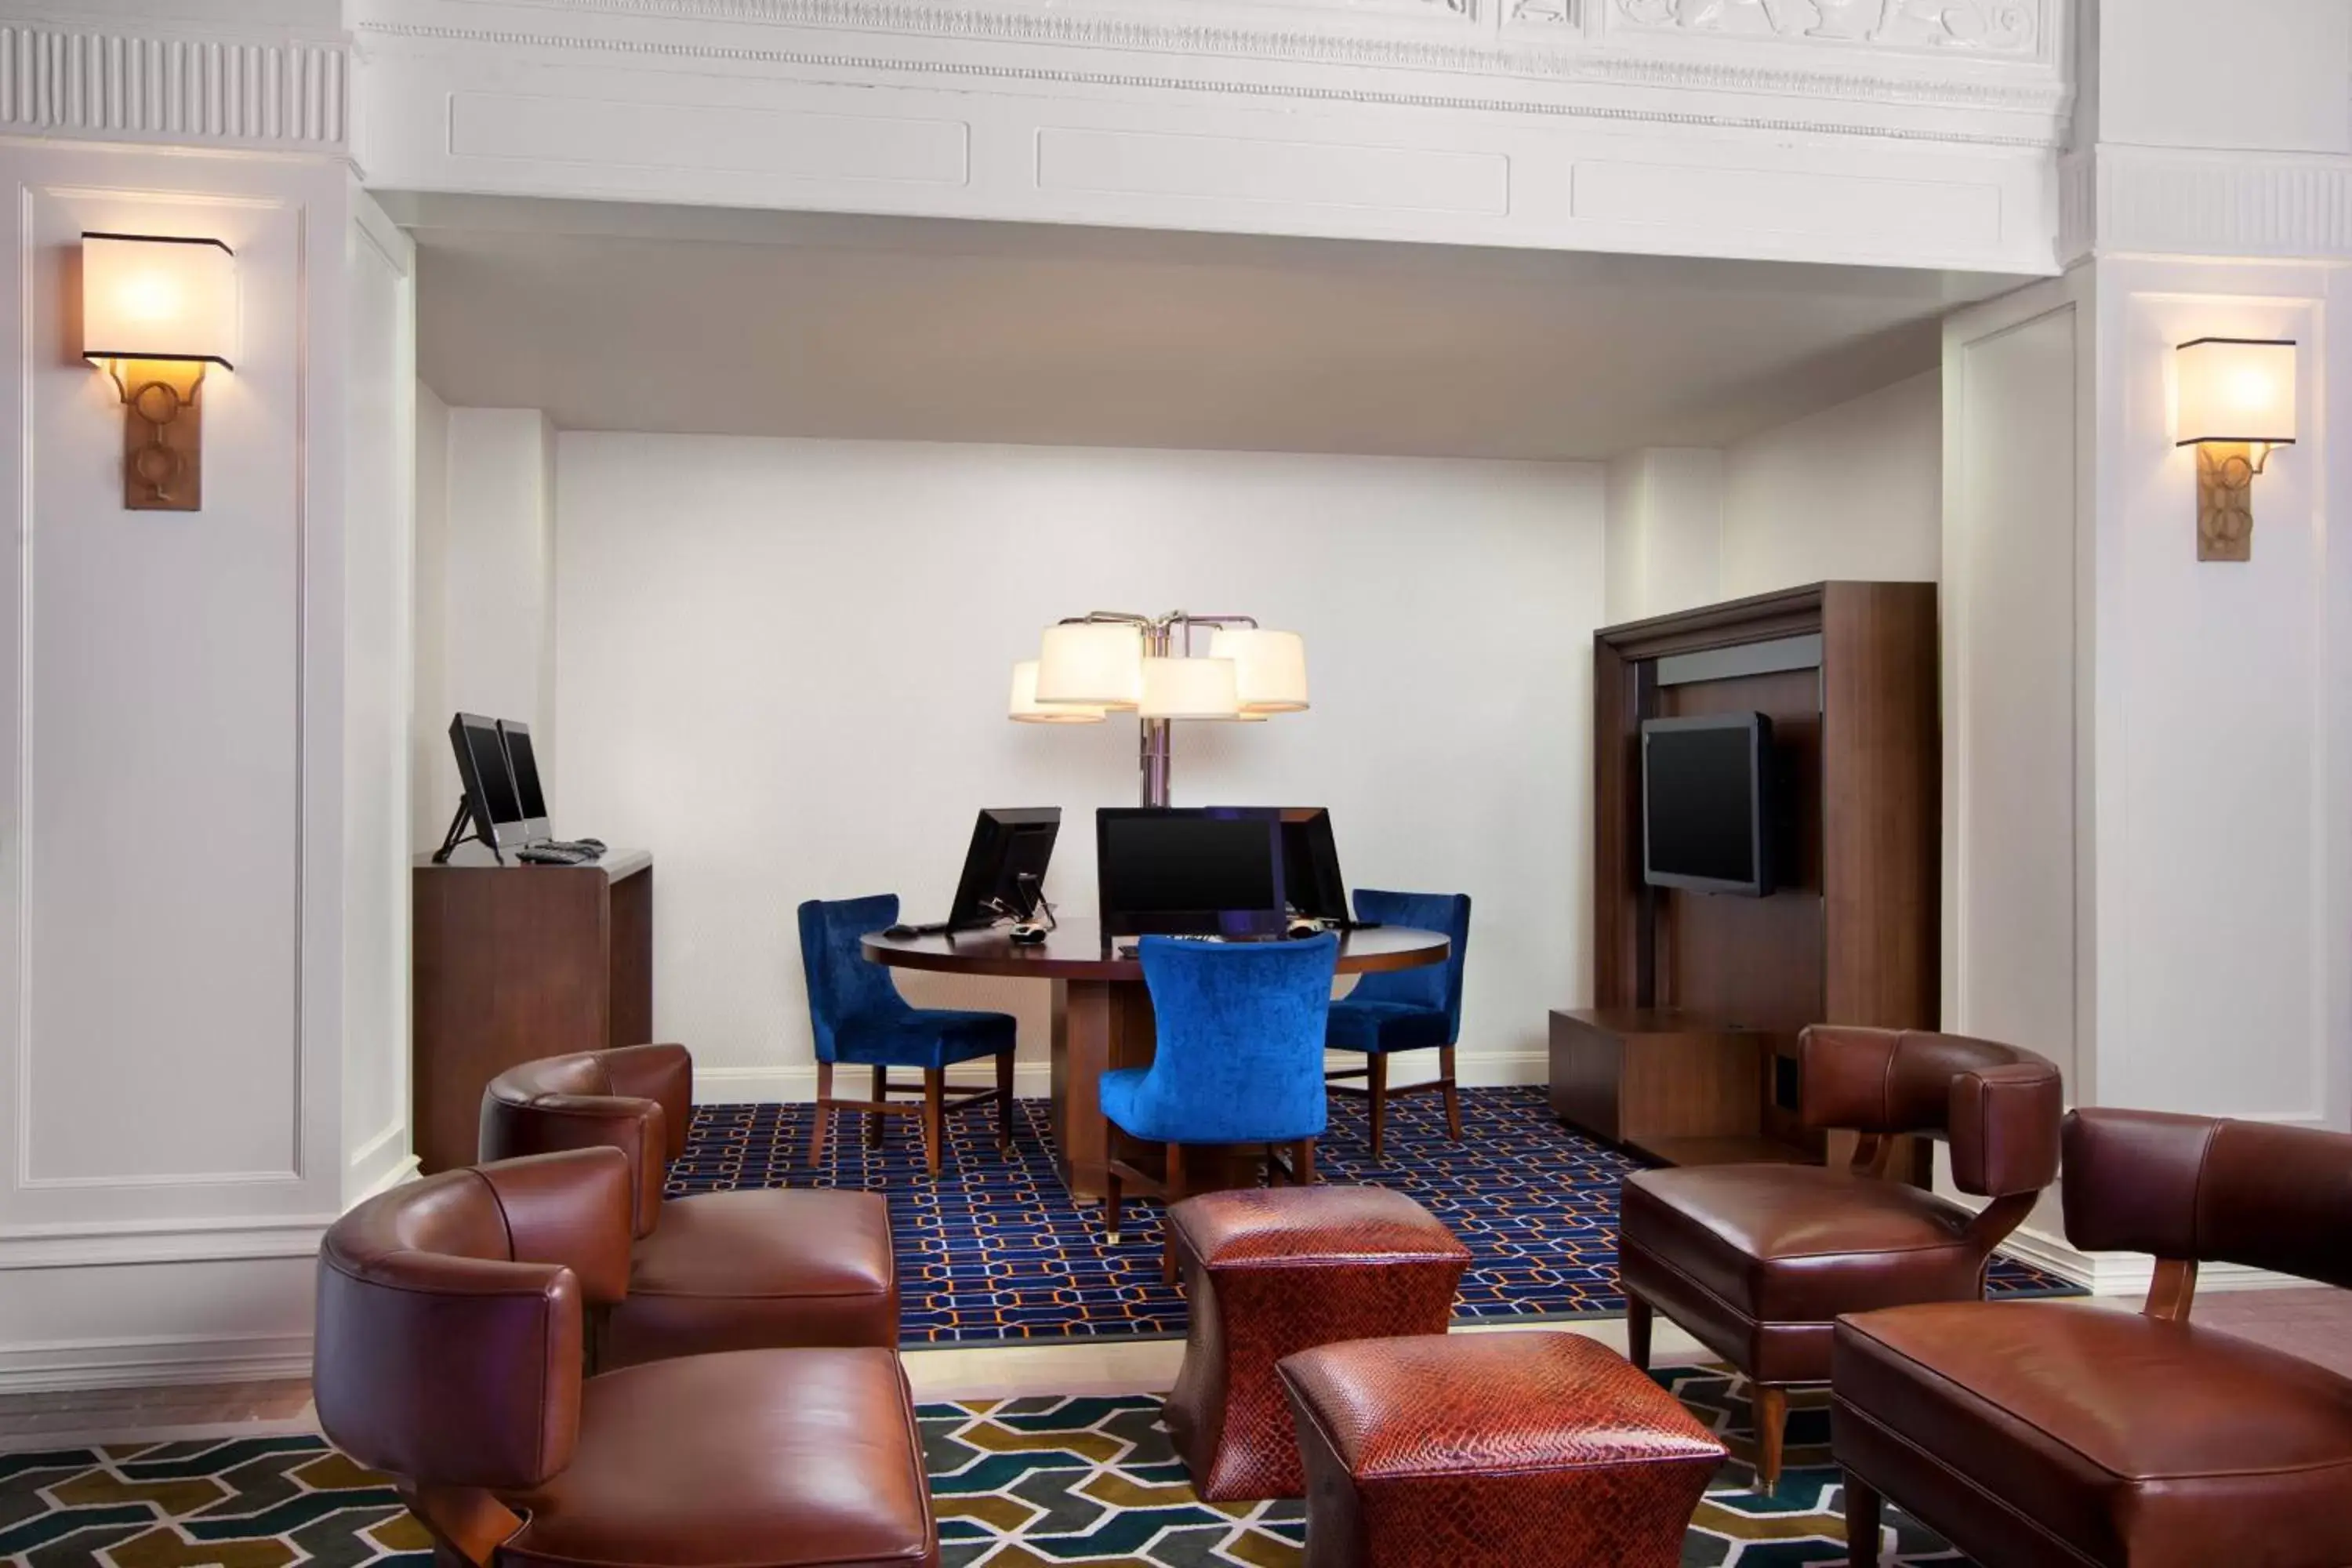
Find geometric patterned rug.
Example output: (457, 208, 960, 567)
(0, 1367, 1973, 1565)
(670, 1086, 2075, 1345)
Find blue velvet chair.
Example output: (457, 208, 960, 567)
(796, 894, 1018, 1178)
(1325, 889, 1472, 1161)
(1101, 933, 1339, 1278)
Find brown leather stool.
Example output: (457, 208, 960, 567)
(482, 1044, 898, 1367)
(1163, 1185, 1469, 1501)
(1279, 1331, 1726, 1568)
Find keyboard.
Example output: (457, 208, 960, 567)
(517, 841, 601, 865)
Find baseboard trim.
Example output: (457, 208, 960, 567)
(0, 1213, 339, 1271)
(1998, 1225, 2303, 1297)
(694, 1051, 1551, 1105)
(0, 1332, 314, 1395)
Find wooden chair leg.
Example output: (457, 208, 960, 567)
(1367, 1054, 1388, 1161)
(1294, 1137, 1316, 1185)
(1624, 1292, 1653, 1370)
(922, 1068, 946, 1179)
(1753, 1384, 1788, 1497)
(808, 1062, 833, 1167)
(996, 1047, 1015, 1156)
(1439, 1044, 1462, 1141)
(1844, 1471, 1884, 1567)
(1162, 1144, 1187, 1285)
(867, 1065, 887, 1148)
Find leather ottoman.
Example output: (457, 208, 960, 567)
(1163, 1186, 1470, 1501)
(1278, 1332, 1726, 1568)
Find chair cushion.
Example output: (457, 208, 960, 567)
(1171, 1185, 1468, 1272)
(1324, 999, 1450, 1056)
(1621, 1164, 1984, 1324)
(502, 1347, 935, 1568)
(604, 1190, 898, 1367)
(830, 1009, 1012, 1070)
(1835, 1301, 2352, 1568)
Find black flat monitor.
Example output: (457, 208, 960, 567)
(1276, 808, 1347, 924)
(447, 712, 531, 855)
(946, 808, 1062, 931)
(1097, 807, 1287, 938)
(497, 718, 551, 845)
(1641, 711, 1775, 897)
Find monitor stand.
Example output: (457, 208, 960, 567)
(430, 800, 506, 866)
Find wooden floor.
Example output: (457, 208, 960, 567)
(4, 1286, 2346, 1450)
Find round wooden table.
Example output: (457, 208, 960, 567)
(864, 916, 1449, 1200)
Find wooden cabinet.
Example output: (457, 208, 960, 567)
(1548, 1009, 1811, 1167)
(412, 848, 654, 1174)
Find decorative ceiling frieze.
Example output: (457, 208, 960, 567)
(1611, 0, 2037, 56)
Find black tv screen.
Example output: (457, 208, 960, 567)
(1642, 713, 1773, 896)
(1097, 808, 1287, 937)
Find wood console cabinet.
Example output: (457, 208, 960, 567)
(412, 848, 653, 1174)
(1548, 1008, 1808, 1168)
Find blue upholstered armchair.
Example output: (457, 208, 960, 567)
(1325, 888, 1472, 1160)
(1100, 933, 1339, 1274)
(795, 894, 1018, 1178)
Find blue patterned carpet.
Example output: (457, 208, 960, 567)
(666, 1086, 2072, 1345)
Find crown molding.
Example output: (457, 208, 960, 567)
(358, 7, 2069, 147)
(0, 20, 350, 152)
(2066, 144, 2352, 263)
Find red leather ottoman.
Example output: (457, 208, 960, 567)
(1163, 1186, 1470, 1501)
(1279, 1332, 1726, 1568)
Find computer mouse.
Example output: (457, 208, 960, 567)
(884, 924, 918, 940)
(1286, 917, 1325, 939)
(1008, 921, 1048, 946)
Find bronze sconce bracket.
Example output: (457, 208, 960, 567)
(102, 358, 207, 512)
(2194, 441, 2274, 564)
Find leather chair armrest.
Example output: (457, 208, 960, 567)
(1948, 1062, 2062, 1199)
(315, 1244, 583, 1491)
(2060, 1107, 2214, 1259)
(602, 1043, 695, 1164)
(1797, 1025, 1900, 1131)
(481, 1091, 666, 1240)
(475, 1149, 635, 1307)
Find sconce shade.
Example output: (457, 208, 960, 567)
(1207, 628, 1309, 713)
(1036, 622, 1143, 708)
(1008, 660, 1106, 724)
(2176, 338, 2297, 446)
(1138, 656, 1240, 719)
(82, 232, 237, 368)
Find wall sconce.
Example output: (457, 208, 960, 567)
(81, 231, 238, 512)
(2176, 337, 2296, 562)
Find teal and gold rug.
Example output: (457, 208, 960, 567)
(0, 1367, 1969, 1565)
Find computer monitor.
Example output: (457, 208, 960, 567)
(1097, 807, 1287, 938)
(447, 712, 531, 855)
(946, 808, 1062, 931)
(497, 718, 551, 845)
(1276, 808, 1348, 924)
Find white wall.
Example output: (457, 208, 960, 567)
(1602, 448, 1724, 623)
(1719, 370, 1940, 599)
(412, 381, 455, 852)
(553, 435, 1605, 1099)
(444, 408, 557, 750)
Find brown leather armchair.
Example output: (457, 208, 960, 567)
(1618, 1025, 2061, 1494)
(314, 1147, 938, 1568)
(1833, 1109, 2352, 1568)
(481, 1044, 898, 1369)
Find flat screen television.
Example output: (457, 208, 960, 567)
(1642, 712, 1774, 897)
(945, 808, 1062, 931)
(1097, 807, 1287, 938)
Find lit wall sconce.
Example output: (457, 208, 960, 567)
(2176, 336, 2296, 562)
(81, 231, 238, 512)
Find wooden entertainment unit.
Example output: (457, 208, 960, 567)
(1553, 582, 1939, 1171)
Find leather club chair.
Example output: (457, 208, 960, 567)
(481, 1043, 898, 1369)
(1618, 1025, 2061, 1494)
(314, 1147, 938, 1568)
(1834, 1108, 2352, 1568)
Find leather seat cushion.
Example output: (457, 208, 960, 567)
(604, 1190, 898, 1365)
(1835, 1301, 2352, 1568)
(1621, 1165, 1983, 1323)
(503, 1347, 935, 1568)
(1171, 1185, 1469, 1272)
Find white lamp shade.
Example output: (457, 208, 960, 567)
(82, 232, 238, 368)
(1138, 655, 1240, 719)
(1008, 661, 1105, 724)
(1036, 622, 1142, 709)
(2176, 338, 2297, 446)
(1208, 628, 1309, 713)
